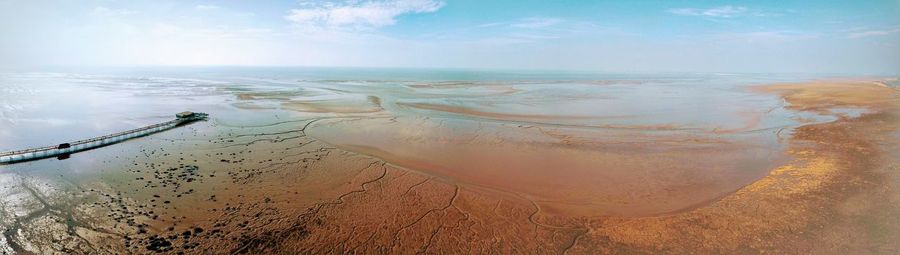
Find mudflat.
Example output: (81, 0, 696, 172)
(1, 74, 897, 254)
(307, 116, 785, 217)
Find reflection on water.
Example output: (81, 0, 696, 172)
(0, 68, 860, 252)
(0, 69, 823, 151)
(0, 69, 825, 202)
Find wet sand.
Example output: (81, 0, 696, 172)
(307, 116, 785, 217)
(1, 75, 898, 254)
(211, 79, 898, 254)
(185, 79, 900, 254)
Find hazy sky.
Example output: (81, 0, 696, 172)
(1, 0, 898, 74)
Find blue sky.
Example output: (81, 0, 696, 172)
(1, 0, 898, 74)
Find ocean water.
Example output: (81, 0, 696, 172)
(0, 67, 828, 152)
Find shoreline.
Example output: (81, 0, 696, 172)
(0, 77, 897, 254)
(218, 79, 898, 253)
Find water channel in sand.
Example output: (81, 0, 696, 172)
(1, 68, 874, 253)
(303, 77, 814, 217)
(1, 70, 826, 218)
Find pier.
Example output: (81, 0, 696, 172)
(0, 111, 208, 164)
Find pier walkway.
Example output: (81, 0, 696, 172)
(0, 112, 208, 164)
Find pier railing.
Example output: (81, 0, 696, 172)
(0, 112, 207, 164)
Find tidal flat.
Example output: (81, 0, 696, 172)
(0, 69, 897, 254)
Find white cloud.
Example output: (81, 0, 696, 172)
(511, 17, 561, 29)
(474, 22, 505, 28)
(669, 6, 747, 18)
(285, 0, 444, 29)
(711, 31, 819, 43)
(847, 27, 900, 39)
(195, 5, 219, 10)
(473, 32, 563, 46)
(423, 18, 620, 46)
(90, 6, 136, 17)
(471, 18, 562, 30)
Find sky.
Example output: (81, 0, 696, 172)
(1, 0, 898, 74)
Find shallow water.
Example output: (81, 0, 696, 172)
(0, 69, 818, 150)
(300, 76, 806, 216)
(0, 68, 829, 220)
(4, 68, 894, 253)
